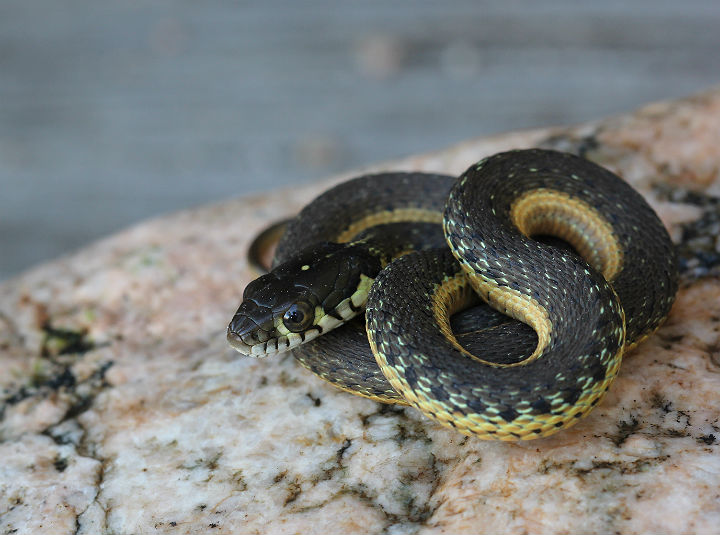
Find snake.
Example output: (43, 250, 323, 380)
(227, 149, 678, 440)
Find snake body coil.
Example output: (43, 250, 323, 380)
(228, 149, 678, 440)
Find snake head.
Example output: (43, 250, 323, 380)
(227, 242, 379, 357)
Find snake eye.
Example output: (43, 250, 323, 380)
(282, 302, 314, 332)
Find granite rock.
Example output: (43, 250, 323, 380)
(2, 89, 720, 534)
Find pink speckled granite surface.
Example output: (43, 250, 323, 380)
(1, 90, 720, 534)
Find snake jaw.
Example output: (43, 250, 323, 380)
(226, 328, 256, 355)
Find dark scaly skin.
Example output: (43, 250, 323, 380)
(272, 173, 461, 400)
(267, 172, 535, 403)
(293, 292, 536, 404)
(366, 149, 678, 439)
(273, 172, 456, 266)
(228, 173, 462, 361)
(230, 172, 529, 400)
(229, 151, 679, 440)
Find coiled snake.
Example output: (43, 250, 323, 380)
(227, 149, 678, 440)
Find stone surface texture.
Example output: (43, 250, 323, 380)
(2, 90, 720, 534)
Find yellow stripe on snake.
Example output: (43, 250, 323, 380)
(227, 149, 678, 440)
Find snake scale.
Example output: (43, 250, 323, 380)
(227, 149, 678, 440)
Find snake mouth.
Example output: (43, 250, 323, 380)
(226, 329, 256, 355)
(226, 310, 275, 357)
(227, 326, 325, 357)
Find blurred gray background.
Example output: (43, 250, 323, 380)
(2, 1, 720, 281)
